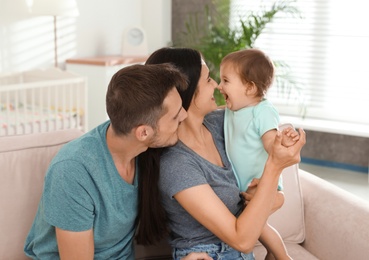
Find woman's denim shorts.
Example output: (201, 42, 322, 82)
(172, 242, 255, 260)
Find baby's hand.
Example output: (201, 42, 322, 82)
(281, 127, 300, 147)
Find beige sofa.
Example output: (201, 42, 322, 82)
(1, 129, 369, 260)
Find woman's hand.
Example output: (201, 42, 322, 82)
(242, 178, 259, 205)
(242, 178, 284, 214)
(181, 252, 213, 260)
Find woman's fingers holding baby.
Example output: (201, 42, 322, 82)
(248, 178, 259, 188)
(246, 178, 259, 196)
(240, 191, 253, 205)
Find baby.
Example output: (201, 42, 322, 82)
(218, 48, 299, 260)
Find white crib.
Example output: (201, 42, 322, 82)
(0, 68, 87, 136)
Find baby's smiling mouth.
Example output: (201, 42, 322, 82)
(223, 93, 228, 101)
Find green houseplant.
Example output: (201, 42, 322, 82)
(174, 0, 304, 109)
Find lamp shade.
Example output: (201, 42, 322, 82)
(0, 0, 31, 20)
(30, 0, 79, 16)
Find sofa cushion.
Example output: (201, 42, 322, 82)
(256, 164, 305, 245)
(272, 164, 305, 243)
(0, 129, 83, 260)
(299, 170, 369, 260)
(254, 242, 318, 260)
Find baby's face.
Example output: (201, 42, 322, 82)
(218, 63, 258, 111)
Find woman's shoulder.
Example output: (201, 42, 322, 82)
(161, 141, 211, 171)
(161, 143, 193, 166)
(204, 108, 225, 130)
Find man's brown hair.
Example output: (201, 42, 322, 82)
(106, 64, 188, 135)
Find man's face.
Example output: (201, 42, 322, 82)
(149, 88, 187, 148)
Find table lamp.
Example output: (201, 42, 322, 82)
(28, 0, 80, 67)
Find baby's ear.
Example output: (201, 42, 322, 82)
(245, 81, 258, 96)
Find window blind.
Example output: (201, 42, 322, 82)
(230, 0, 369, 125)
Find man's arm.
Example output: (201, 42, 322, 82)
(56, 228, 94, 260)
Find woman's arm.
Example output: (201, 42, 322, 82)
(175, 129, 305, 253)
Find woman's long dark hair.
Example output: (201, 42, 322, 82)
(135, 47, 202, 245)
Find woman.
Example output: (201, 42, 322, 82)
(136, 47, 305, 259)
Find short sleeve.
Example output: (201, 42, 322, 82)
(254, 101, 280, 136)
(43, 161, 94, 231)
(159, 149, 208, 199)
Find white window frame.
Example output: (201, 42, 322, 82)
(230, 0, 369, 137)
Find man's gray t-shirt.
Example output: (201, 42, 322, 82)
(159, 109, 243, 249)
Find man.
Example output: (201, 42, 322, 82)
(24, 64, 188, 259)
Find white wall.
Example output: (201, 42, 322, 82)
(142, 0, 172, 53)
(0, 0, 171, 72)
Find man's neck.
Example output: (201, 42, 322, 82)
(106, 125, 147, 183)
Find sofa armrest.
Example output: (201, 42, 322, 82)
(0, 129, 84, 260)
(299, 170, 369, 260)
